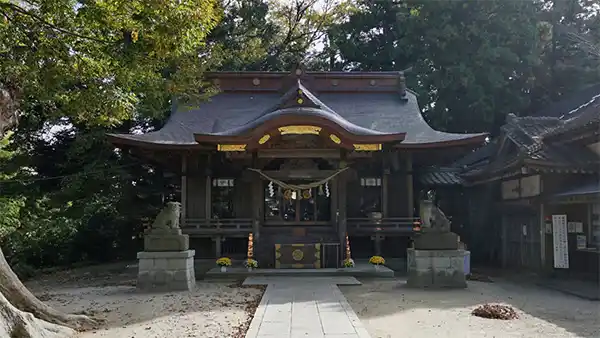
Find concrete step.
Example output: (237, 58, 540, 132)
(203, 263, 395, 279)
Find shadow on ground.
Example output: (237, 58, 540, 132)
(337, 277, 600, 338)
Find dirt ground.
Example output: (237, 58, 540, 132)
(341, 278, 600, 338)
(25, 262, 263, 338)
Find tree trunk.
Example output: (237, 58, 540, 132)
(0, 247, 98, 336)
(0, 291, 76, 338)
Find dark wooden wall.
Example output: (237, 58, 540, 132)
(388, 173, 409, 217)
(233, 179, 253, 218)
(186, 176, 206, 219)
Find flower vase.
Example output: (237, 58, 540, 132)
(220, 266, 227, 272)
(374, 264, 380, 272)
(247, 267, 253, 272)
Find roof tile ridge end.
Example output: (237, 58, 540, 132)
(564, 92, 600, 117)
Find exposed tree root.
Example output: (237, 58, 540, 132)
(0, 247, 99, 333)
(0, 291, 76, 338)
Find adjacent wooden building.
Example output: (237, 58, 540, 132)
(108, 68, 486, 268)
(423, 86, 600, 280)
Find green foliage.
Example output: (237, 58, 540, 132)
(325, 0, 600, 134)
(0, 0, 221, 125)
(0, 132, 24, 239)
(0, 0, 215, 275)
(210, 0, 352, 71)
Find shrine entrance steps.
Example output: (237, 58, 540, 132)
(243, 276, 372, 338)
(204, 261, 394, 279)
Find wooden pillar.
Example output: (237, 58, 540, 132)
(214, 236, 222, 258)
(251, 152, 262, 242)
(205, 154, 212, 223)
(181, 153, 187, 228)
(501, 216, 508, 268)
(539, 177, 547, 270)
(331, 177, 339, 229)
(373, 234, 384, 255)
(406, 153, 414, 217)
(383, 171, 390, 218)
(382, 151, 389, 217)
(337, 155, 348, 263)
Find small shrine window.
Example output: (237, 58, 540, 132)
(212, 178, 235, 219)
(358, 177, 382, 217)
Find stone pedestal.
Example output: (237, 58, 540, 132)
(413, 231, 459, 250)
(406, 248, 468, 289)
(137, 250, 196, 291)
(143, 228, 189, 252)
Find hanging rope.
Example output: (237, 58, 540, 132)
(247, 167, 348, 190)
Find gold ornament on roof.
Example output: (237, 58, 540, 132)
(217, 144, 247, 151)
(297, 98, 304, 104)
(329, 134, 341, 144)
(258, 134, 271, 144)
(353, 144, 382, 151)
(278, 125, 322, 135)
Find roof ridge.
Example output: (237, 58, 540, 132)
(515, 116, 560, 121)
(560, 93, 600, 119)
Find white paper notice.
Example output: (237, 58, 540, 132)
(552, 215, 569, 269)
(576, 235, 587, 250)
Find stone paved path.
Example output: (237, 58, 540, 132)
(243, 277, 371, 338)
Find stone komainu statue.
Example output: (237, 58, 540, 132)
(151, 202, 181, 230)
(430, 204, 451, 232)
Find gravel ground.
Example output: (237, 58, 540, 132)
(26, 263, 264, 338)
(340, 278, 600, 338)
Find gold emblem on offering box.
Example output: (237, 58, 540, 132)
(275, 243, 321, 269)
(278, 125, 322, 135)
(292, 249, 304, 261)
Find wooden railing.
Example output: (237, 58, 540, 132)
(182, 218, 253, 235)
(346, 217, 418, 233)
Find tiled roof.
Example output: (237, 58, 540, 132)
(553, 178, 600, 197)
(543, 95, 600, 139)
(108, 71, 486, 147)
(443, 85, 600, 183)
(532, 83, 600, 118)
(501, 115, 563, 152)
(419, 167, 463, 186)
(528, 143, 599, 168)
(452, 142, 498, 169)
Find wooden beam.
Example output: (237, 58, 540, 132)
(258, 149, 341, 159)
(261, 169, 339, 180)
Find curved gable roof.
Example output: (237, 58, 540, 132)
(108, 71, 487, 149)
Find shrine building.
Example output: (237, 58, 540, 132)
(108, 67, 487, 268)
